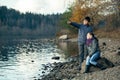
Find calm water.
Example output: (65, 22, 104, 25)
(0, 39, 78, 80)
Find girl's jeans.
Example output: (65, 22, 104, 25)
(86, 51, 100, 66)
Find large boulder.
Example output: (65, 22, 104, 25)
(81, 57, 114, 73)
(59, 35, 68, 40)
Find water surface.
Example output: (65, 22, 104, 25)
(0, 39, 78, 80)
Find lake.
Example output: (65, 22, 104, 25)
(0, 39, 78, 80)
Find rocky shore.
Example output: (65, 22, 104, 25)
(40, 38, 120, 80)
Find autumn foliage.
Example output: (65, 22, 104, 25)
(69, 0, 120, 29)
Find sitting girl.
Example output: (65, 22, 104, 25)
(84, 33, 106, 73)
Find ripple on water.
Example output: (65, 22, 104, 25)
(0, 40, 66, 80)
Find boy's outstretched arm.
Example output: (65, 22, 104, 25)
(67, 21, 80, 28)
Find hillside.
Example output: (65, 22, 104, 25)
(0, 6, 61, 39)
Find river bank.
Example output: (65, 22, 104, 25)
(40, 38, 120, 80)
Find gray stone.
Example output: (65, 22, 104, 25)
(102, 42, 106, 46)
(52, 56, 60, 60)
(59, 35, 68, 40)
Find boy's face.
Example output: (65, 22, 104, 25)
(83, 19, 89, 25)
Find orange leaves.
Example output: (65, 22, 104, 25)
(70, 0, 91, 23)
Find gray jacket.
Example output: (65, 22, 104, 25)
(87, 38, 100, 56)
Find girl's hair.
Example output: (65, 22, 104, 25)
(88, 32, 95, 37)
(88, 32, 98, 41)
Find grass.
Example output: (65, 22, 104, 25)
(56, 28, 120, 39)
(94, 28, 120, 39)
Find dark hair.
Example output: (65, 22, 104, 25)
(88, 32, 95, 37)
(84, 16, 90, 22)
(88, 32, 98, 41)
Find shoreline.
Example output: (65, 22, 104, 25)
(40, 38, 120, 80)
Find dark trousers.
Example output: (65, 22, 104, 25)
(78, 43, 88, 67)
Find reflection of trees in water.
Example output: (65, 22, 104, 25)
(0, 40, 18, 61)
(0, 48, 9, 61)
(0, 41, 8, 61)
(57, 42, 78, 59)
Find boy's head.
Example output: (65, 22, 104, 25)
(83, 16, 90, 25)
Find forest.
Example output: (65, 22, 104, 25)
(59, 0, 120, 38)
(0, 0, 120, 39)
(0, 6, 61, 39)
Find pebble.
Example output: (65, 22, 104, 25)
(117, 51, 120, 55)
(52, 56, 60, 60)
(118, 47, 120, 50)
(42, 71, 45, 74)
(31, 60, 34, 62)
(102, 42, 106, 46)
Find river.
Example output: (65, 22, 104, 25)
(0, 39, 78, 80)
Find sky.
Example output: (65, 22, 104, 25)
(0, 0, 74, 14)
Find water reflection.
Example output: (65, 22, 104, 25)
(0, 40, 79, 80)
(0, 40, 65, 80)
(57, 41, 79, 59)
(0, 48, 9, 61)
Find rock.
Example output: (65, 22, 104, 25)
(31, 60, 34, 62)
(52, 56, 60, 60)
(118, 47, 120, 50)
(102, 42, 106, 46)
(59, 35, 68, 40)
(101, 57, 114, 67)
(109, 39, 111, 42)
(42, 64, 50, 70)
(117, 51, 120, 55)
(77, 73, 80, 76)
(42, 71, 45, 74)
(81, 57, 114, 73)
(67, 55, 78, 62)
(63, 79, 68, 80)
(56, 72, 62, 79)
(33, 76, 37, 79)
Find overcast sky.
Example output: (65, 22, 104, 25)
(0, 0, 74, 14)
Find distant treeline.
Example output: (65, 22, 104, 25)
(0, 6, 62, 39)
